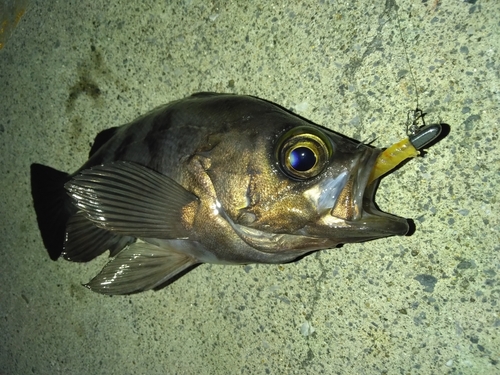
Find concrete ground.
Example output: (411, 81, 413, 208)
(1, 0, 498, 374)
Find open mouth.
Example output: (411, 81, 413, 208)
(327, 123, 443, 242)
(327, 147, 410, 241)
(359, 138, 420, 236)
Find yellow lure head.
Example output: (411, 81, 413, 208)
(368, 123, 442, 184)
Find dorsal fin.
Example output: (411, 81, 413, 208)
(89, 127, 118, 157)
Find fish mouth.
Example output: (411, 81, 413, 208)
(314, 147, 410, 242)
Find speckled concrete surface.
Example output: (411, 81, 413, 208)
(1, 0, 498, 374)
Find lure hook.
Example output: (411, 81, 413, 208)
(406, 108, 426, 136)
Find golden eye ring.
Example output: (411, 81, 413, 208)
(277, 127, 333, 180)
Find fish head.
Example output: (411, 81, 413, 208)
(190, 96, 410, 260)
(269, 124, 410, 243)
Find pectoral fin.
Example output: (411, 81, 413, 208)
(86, 241, 198, 295)
(65, 161, 198, 239)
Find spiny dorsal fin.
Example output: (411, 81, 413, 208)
(89, 127, 118, 157)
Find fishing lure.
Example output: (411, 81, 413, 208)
(368, 121, 442, 184)
(368, 3, 446, 184)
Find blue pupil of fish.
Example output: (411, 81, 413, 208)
(288, 147, 317, 172)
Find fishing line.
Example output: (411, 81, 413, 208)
(391, 0, 426, 135)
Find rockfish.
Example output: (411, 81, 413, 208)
(30, 93, 443, 294)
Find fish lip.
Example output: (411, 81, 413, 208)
(356, 148, 410, 237)
(360, 180, 410, 237)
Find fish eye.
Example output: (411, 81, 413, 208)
(277, 127, 333, 180)
(289, 146, 317, 171)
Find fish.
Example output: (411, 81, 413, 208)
(30, 93, 443, 295)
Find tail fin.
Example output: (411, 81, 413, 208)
(30, 163, 74, 260)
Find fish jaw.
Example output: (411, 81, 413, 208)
(303, 146, 410, 243)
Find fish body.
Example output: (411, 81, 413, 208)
(31, 93, 418, 294)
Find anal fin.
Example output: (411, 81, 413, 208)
(86, 241, 198, 295)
